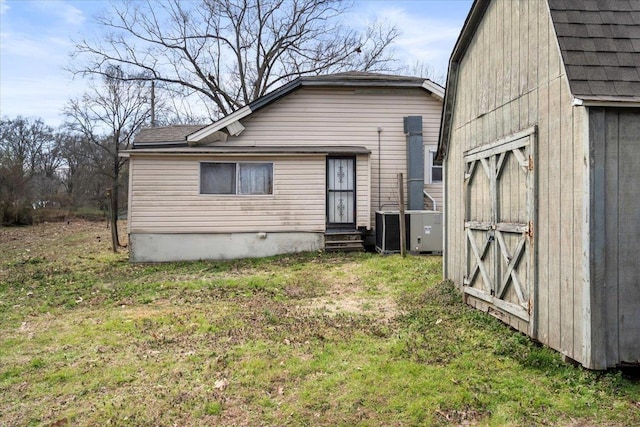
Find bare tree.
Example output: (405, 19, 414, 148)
(56, 131, 110, 210)
(401, 60, 447, 86)
(64, 67, 153, 252)
(0, 117, 59, 224)
(72, 0, 399, 118)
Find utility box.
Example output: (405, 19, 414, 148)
(408, 210, 443, 254)
(375, 210, 442, 254)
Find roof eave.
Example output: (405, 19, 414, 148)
(186, 106, 252, 143)
(573, 96, 640, 108)
(422, 80, 445, 100)
(121, 145, 371, 156)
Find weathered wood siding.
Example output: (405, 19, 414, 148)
(220, 87, 443, 223)
(444, 0, 586, 362)
(589, 109, 640, 368)
(129, 155, 326, 233)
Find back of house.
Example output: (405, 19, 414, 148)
(124, 72, 444, 262)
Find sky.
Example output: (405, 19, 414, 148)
(0, 0, 472, 127)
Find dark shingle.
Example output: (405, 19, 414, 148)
(588, 80, 617, 95)
(559, 37, 597, 51)
(566, 10, 603, 24)
(134, 125, 207, 145)
(583, 51, 602, 64)
(570, 81, 592, 95)
(596, 52, 620, 66)
(566, 65, 588, 80)
(592, 37, 617, 52)
(571, 23, 591, 37)
(609, 24, 639, 38)
(549, 0, 640, 100)
(617, 52, 640, 66)
(585, 24, 606, 37)
(564, 50, 587, 65)
(581, 0, 600, 12)
(613, 80, 640, 95)
(601, 11, 634, 25)
(605, 66, 640, 82)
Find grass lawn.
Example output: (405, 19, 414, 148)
(1, 221, 639, 426)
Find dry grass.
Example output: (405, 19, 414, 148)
(1, 221, 639, 426)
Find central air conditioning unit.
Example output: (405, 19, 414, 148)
(375, 210, 443, 254)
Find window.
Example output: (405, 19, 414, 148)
(200, 162, 273, 195)
(426, 149, 443, 184)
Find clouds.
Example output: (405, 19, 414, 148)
(0, 0, 471, 127)
(348, 0, 470, 80)
(33, 0, 86, 26)
(0, 0, 92, 125)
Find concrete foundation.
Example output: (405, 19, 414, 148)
(129, 232, 324, 262)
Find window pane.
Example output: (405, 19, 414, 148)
(239, 163, 273, 195)
(201, 163, 236, 194)
(432, 165, 443, 183)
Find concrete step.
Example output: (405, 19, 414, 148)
(324, 243, 364, 252)
(324, 231, 364, 252)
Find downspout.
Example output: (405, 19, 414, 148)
(423, 190, 437, 211)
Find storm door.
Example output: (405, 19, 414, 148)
(463, 127, 536, 332)
(327, 157, 356, 227)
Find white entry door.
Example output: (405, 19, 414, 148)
(327, 157, 355, 226)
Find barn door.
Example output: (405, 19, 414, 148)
(463, 128, 536, 329)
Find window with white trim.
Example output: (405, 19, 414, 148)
(426, 149, 443, 184)
(200, 162, 273, 195)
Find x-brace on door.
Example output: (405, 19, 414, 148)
(463, 127, 537, 333)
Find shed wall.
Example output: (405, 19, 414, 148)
(589, 108, 640, 368)
(444, 0, 587, 364)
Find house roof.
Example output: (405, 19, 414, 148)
(134, 125, 207, 147)
(548, 0, 640, 103)
(133, 71, 444, 148)
(437, 0, 640, 161)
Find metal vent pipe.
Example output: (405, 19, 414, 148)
(403, 116, 424, 210)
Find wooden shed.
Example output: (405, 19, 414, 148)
(437, 0, 640, 369)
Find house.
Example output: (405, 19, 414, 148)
(124, 72, 444, 262)
(437, 0, 640, 369)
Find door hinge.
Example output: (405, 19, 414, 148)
(527, 221, 534, 238)
(528, 155, 534, 171)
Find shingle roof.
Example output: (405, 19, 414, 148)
(549, 0, 640, 102)
(133, 125, 207, 147)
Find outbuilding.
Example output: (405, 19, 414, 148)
(438, 0, 640, 369)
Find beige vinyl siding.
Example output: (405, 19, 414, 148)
(423, 144, 443, 211)
(356, 154, 371, 228)
(129, 155, 326, 233)
(215, 87, 442, 223)
(444, 0, 585, 361)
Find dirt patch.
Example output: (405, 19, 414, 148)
(300, 262, 400, 319)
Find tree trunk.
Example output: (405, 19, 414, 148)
(109, 183, 119, 252)
(109, 151, 120, 253)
